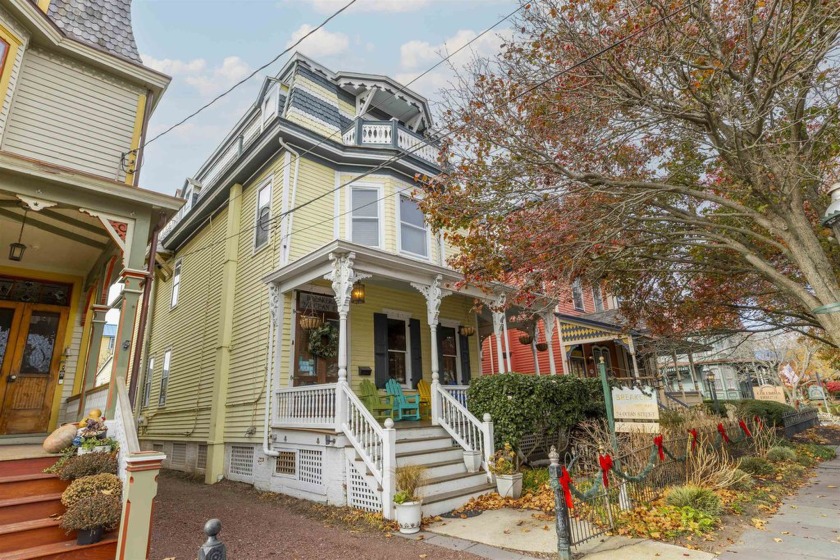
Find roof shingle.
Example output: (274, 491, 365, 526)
(47, 0, 141, 63)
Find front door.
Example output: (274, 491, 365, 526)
(0, 302, 68, 435)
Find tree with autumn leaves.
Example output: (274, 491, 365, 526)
(421, 0, 840, 347)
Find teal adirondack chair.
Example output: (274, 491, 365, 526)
(359, 380, 394, 421)
(384, 379, 421, 421)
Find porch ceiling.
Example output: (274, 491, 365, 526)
(0, 193, 110, 275)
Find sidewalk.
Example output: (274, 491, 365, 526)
(715, 447, 840, 560)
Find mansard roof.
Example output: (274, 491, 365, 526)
(47, 0, 141, 63)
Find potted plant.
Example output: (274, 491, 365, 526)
(463, 449, 482, 473)
(77, 436, 118, 455)
(489, 443, 522, 498)
(536, 342, 548, 352)
(518, 334, 532, 345)
(60, 491, 121, 545)
(394, 465, 426, 534)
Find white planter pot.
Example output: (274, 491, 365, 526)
(463, 450, 482, 473)
(395, 501, 422, 534)
(495, 473, 523, 499)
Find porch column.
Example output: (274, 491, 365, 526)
(672, 351, 686, 399)
(686, 351, 698, 391)
(79, 304, 110, 415)
(492, 311, 505, 373)
(531, 338, 540, 375)
(411, 275, 450, 424)
(540, 312, 557, 375)
(627, 337, 641, 380)
(556, 318, 571, 375)
(502, 314, 513, 373)
(105, 268, 148, 418)
(326, 253, 370, 425)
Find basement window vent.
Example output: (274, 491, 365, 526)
(275, 451, 296, 476)
(153, 443, 164, 453)
(229, 446, 254, 480)
(299, 449, 323, 486)
(171, 443, 187, 467)
(197, 445, 208, 470)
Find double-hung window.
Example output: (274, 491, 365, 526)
(159, 350, 171, 406)
(350, 187, 380, 247)
(399, 195, 428, 257)
(255, 182, 271, 250)
(387, 319, 408, 385)
(571, 278, 585, 311)
(592, 284, 604, 312)
(170, 259, 182, 308)
(142, 356, 153, 408)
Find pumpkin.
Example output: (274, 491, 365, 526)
(43, 423, 79, 454)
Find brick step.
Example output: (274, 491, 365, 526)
(3, 533, 118, 560)
(0, 457, 60, 477)
(0, 494, 64, 525)
(0, 517, 72, 554)
(0, 474, 67, 500)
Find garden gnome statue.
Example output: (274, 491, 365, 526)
(199, 519, 226, 560)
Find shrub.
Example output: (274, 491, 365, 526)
(734, 399, 795, 426)
(394, 465, 425, 504)
(58, 453, 117, 480)
(766, 446, 796, 463)
(467, 373, 605, 449)
(738, 456, 774, 476)
(44, 447, 77, 475)
(60, 492, 121, 532)
(798, 443, 837, 461)
(664, 485, 722, 518)
(522, 468, 549, 494)
(726, 469, 754, 490)
(61, 474, 122, 509)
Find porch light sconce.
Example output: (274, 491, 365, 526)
(8, 209, 27, 262)
(350, 281, 366, 304)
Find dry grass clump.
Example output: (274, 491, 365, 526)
(685, 435, 748, 489)
(395, 465, 426, 502)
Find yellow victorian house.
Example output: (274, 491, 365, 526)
(139, 53, 555, 518)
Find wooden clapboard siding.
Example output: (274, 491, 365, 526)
(141, 210, 227, 440)
(2, 47, 142, 182)
(287, 157, 336, 262)
(0, 11, 29, 140)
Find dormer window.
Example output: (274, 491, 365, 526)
(399, 195, 428, 258)
(572, 279, 585, 311)
(262, 84, 279, 128)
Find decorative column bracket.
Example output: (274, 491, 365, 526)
(324, 252, 371, 315)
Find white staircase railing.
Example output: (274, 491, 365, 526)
(338, 383, 396, 518)
(275, 383, 337, 429)
(434, 384, 494, 480)
(442, 385, 469, 406)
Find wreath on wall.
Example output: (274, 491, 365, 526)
(308, 322, 339, 359)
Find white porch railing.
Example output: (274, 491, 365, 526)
(275, 383, 338, 429)
(433, 384, 494, 480)
(338, 383, 395, 518)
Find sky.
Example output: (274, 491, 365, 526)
(132, 0, 517, 195)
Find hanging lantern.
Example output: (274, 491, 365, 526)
(8, 209, 27, 262)
(350, 281, 366, 304)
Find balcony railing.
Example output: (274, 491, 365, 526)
(342, 118, 439, 166)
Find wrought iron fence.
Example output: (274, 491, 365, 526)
(782, 407, 819, 438)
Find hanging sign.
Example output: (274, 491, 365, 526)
(612, 387, 659, 432)
(754, 385, 786, 404)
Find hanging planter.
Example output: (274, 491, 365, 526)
(299, 314, 323, 331)
(518, 334, 533, 345)
(459, 325, 476, 337)
(536, 342, 548, 352)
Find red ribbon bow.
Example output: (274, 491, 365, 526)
(689, 428, 698, 450)
(559, 466, 574, 509)
(753, 415, 762, 429)
(717, 423, 731, 443)
(598, 454, 613, 488)
(738, 419, 752, 438)
(653, 434, 665, 462)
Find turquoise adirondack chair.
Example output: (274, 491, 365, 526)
(384, 379, 421, 421)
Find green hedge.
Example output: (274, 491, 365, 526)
(467, 373, 606, 449)
(704, 399, 796, 426)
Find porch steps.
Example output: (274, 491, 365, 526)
(0, 450, 116, 559)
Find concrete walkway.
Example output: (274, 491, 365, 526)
(716, 448, 840, 560)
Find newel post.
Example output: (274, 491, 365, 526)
(411, 275, 450, 425)
(548, 446, 573, 560)
(482, 413, 494, 481)
(382, 418, 397, 520)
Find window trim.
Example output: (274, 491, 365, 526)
(254, 179, 272, 252)
(438, 322, 462, 385)
(396, 193, 431, 260)
(386, 316, 412, 389)
(170, 259, 182, 309)
(142, 355, 154, 408)
(592, 284, 604, 313)
(0, 27, 21, 109)
(347, 183, 384, 249)
(159, 349, 171, 407)
(261, 84, 279, 129)
(571, 279, 585, 312)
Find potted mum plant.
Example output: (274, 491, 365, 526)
(489, 443, 522, 498)
(394, 465, 426, 534)
(60, 490, 121, 545)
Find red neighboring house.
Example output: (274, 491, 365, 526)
(479, 280, 656, 380)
